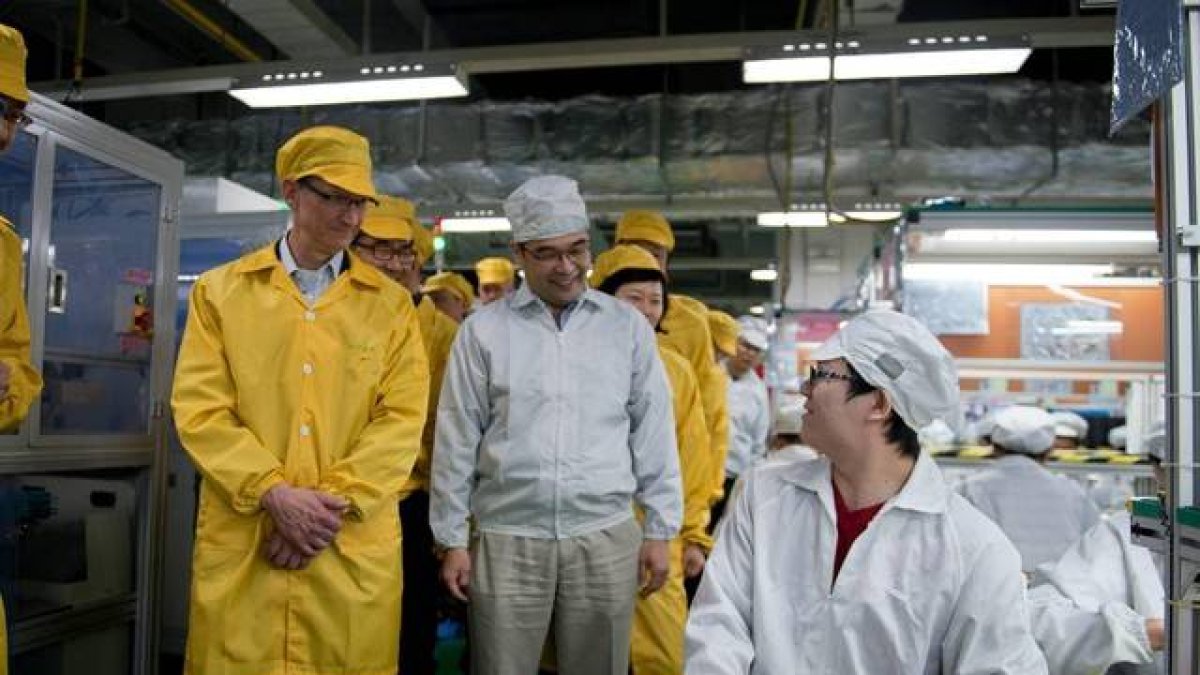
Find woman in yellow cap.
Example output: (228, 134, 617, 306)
(0, 22, 37, 675)
(591, 244, 713, 675)
(422, 272, 475, 324)
(474, 256, 516, 305)
(355, 196, 457, 674)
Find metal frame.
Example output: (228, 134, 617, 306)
(0, 92, 183, 675)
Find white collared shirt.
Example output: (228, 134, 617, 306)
(724, 366, 770, 477)
(430, 284, 682, 547)
(686, 452, 1048, 674)
(278, 236, 344, 305)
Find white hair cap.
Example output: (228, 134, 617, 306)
(810, 309, 962, 431)
(1052, 411, 1089, 439)
(503, 175, 590, 243)
(736, 316, 770, 351)
(773, 397, 806, 436)
(990, 406, 1057, 455)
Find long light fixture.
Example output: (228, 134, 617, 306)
(750, 268, 779, 282)
(758, 203, 904, 228)
(744, 35, 1031, 84)
(438, 209, 511, 233)
(230, 61, 468, 108)
(941, 228, 1158, 244)
(903, 263, 1150, 286)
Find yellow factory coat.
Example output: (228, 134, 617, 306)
(0, 219, 41, 432)
(402, 294, 457, 496)
(172, 245, 429, 675)
(658, 295, 729, 505)
(630, 347, 712, 675)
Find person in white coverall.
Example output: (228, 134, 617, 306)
(684, 309, 1047, 674)
(957, 405, 1101, 573)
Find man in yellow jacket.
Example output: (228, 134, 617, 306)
(616, 211, 730, 519)
(354, 195, 456, 674)
(422, 271, 474, 324)
(172, 126, 429, 675)
(0, 23, 37, 675)
(591, 245, 712, 675)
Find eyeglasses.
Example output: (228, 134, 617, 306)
(353, 237, 417, 263)
(807, 366, 854, 385)
(520, 243, 591, 265)
(0, 98, 30, 128)
(299, 177, 370, 212)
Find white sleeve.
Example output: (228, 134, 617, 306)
(751, 384, 771, 462)
(1027, 584, 1155, 675)
(628, 316, 682, 540)
(429, 319, 490, 549)
(685, 469, 756, 674)
(941, 537, 1049, 674)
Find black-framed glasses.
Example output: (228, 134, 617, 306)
(299, 177, 370, 212)
(807, 366, 854, 384)
(353, 237, 416, 262)
(0, 98, 31, 128)
(519, 242, 591, 265)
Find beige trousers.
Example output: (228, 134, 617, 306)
(468, 518, 642, 675)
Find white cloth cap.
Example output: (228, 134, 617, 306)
(1107, 425, 1128, 450)
(919, 419, 956, 448)
(810, 309, 961, 431)
(737, 316, 770, 351)
(773, 397, 806, 435)
(989, 406, 1056, 455)
(1144, 421, 1165, 461)
(1051, 411, 1089, 439)
(503, 175, 590, 243)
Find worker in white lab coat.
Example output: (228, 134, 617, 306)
(685, 309, 1047, 674)
(1026, 423, 1166, 675)
(957, 406, 1101, 573)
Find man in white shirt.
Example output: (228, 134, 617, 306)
(713, 318, 770, 527)
(685, 310, 1046, 674)
(430, 175, 682, 675)
(958, 406, 1101, 573)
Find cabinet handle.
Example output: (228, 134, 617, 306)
(47, 267, 68, 314)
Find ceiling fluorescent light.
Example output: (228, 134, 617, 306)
(903, 263, 1118, 285)
(758, 211, 830, 228)
(230, 62, 468, 108)
(751, 268, 779, 282)
(438, 216, 511, 233)
(942, 228, 1158, 244)
(743, 37, 1030, 84)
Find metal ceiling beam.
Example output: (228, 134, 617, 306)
(390, 0, 449, 49)
(32, 16, 1116, 101)
(223, 0, 357, 59)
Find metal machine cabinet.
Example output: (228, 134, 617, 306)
(0, 93, 182, 675)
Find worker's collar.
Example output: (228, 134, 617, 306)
(235, 243, 382, 289)
(782, 450, 949, 516)
(510, 282, 601, 313)
(277, 235, 344, 280)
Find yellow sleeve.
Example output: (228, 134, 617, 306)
(403, 310, 455, 496)
(699, 360, 730, 505)
(0, 228, 42, 432)
(321, 298, 429, 520)
(668, 353, 714, 552)
(171, 277, 286, 514)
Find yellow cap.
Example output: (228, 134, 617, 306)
(361, 196, 416, 241)
(708, 310, 740, 357)
(276, 126, 376, 199)
(615, 210, 675, 252)
(412, 222, 434, 266)
(422, 271, 475, 306)
(475, 257, 515, 286)
(589, 244, 662, 289)
(0, 24, 29, 103)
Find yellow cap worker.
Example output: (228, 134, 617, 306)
(616, 210, 730, 508)
(0, 23, 36, 675)
(475, 256, 516, 305)
(422, 271, 474, 324)
(591, 244, 712, 675)
(706, 310, 740, 362)
(355, 195, 456, 672)
(0, 23, 39, 434)
(171, 126, 430, 675)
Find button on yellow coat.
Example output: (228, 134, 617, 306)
(658, 295, 729, 505)
(631, 347, 712, 675)
(172, 245, 429, 675)
(403, 294, 457, 495)
(0, 219, 42, 432)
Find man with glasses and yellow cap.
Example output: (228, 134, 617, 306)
(431, 176, 681, 675)
(0, 23, 37, 675)
(354, 195, 456, 674)
(423, 271, 475, 323)
(616, 211, 730, 520)
(475, 256, 516, 305)
(172, 126, 430, 675)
